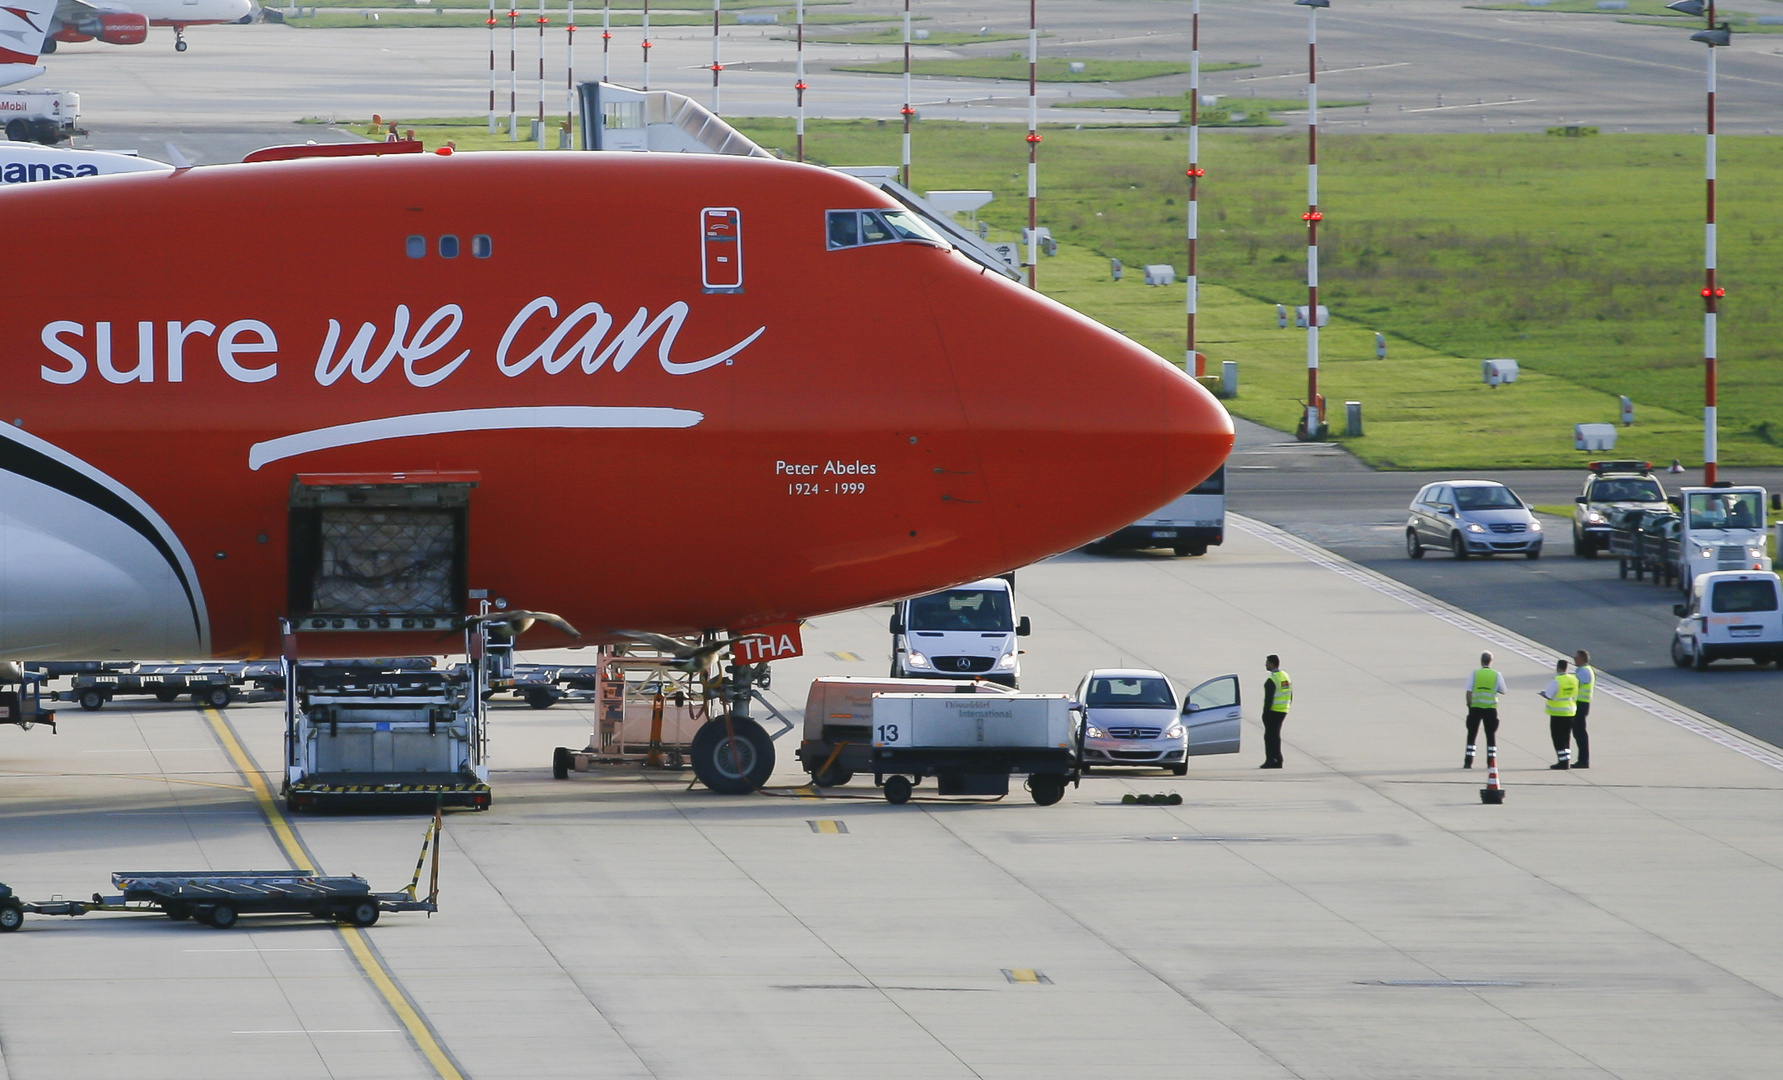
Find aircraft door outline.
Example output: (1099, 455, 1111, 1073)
(701, 207, 743, 293)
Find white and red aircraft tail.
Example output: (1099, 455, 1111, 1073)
(0, 0, 55, 86)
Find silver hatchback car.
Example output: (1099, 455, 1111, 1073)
(1407, 480, 1543, 560)
(1073, 668, 1242, 774)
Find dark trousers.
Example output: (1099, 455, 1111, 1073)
(1572, 702, 1590, 765)
(1262, 710, 1286, 765)
(1549, 715, 1574, 761)
(1465, 708, 1499, 751)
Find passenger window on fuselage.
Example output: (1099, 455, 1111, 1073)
(439, 235, 460, 258)
(406, 235, 426, 258)
(472, 234, 492, 258)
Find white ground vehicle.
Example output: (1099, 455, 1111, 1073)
(1092, 465, 1225, 557)
(1670, 571, 1783, 669)
(1, 89, 81, 145)
(1073, 668, 1241, 775)
(890, 577, 1029, 687)
(870, 693, 1079, 805)
(1671, 487, 1774, 593)
(796, 675, 1015, 787)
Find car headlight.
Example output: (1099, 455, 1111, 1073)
(1163, 723, 1186, 741)
(1466, 522, 1485, 533)
(1585, 511, 1605, 524)
(996, 651, 1017, 670)
(1084, 725, 1107, 739)
(1529, 520, 1542, 532)
(1750, 547, 1767, 560)
(1699, 547, 1714, 560)
(906, 651, 930, 668)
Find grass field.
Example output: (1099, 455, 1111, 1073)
(362, 115, 1782, 467)
(833, 58, 1256, 83)
(284, 7, 879, 27)
(803, 29, 1027, 45)
(1053, 95, 1363, 127)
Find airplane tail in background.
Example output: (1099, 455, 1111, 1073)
(0, 0, 55, 88)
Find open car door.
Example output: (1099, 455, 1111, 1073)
(1183, 673, 1241, 756)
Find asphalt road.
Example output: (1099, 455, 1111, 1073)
(1223, 418, 1783, 746)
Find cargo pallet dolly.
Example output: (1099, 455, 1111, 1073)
(49, 661, 287, 712)
(0, 811, 443, 932)
(867, 693, 1086, 806)
(0, 664, 58, 733)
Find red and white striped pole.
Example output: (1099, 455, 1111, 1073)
(641, 0, 651, 91)
(901, 0, 912, 187)
(1297, 0, 1327, 439)
(488, 0, 497, 134)
(536, 0, 548, 148)
(566, 1, 576, 139)
(1673, 0, 1730, 484)
(795, 0, 806, 162)
(508, 5, 519, 140)
(601, 0, 610, 83)
(711, 0, 723, 112)
(1025, 0, 1040, 291)
(1185, 0, 1202, 376)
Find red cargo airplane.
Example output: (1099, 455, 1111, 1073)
(0, 150, 1231, 674)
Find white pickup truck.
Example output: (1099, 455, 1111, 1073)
(1670, 571, 1783, 669)
(2, 89, 82, 145)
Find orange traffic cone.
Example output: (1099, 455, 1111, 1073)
(1479, 748, 1505, 805)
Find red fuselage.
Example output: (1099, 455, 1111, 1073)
(1, 152, 1231, 661)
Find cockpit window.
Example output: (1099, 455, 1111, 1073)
(827, 208, 949, 251)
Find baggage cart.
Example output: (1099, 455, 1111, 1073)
(868, 693, 1082, 806)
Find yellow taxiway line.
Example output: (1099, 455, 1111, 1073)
(201, 708, 466, 1080)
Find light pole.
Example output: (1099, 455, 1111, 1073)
(1185, 0, 1202, 377)
(1296, 0, 1327, 440)
(901, 0, 913, 188)
(1668, 0, 1730, 484)
(1026, 0, 1040, 291)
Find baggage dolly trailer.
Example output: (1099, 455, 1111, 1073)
(869, 693, 1083, 806)
(797, 676, 1017, 788)
(1, 813, 443, 932)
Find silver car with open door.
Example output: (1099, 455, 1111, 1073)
(1075, 668, 1240, 775)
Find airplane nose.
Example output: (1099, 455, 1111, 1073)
(927, 273, 1234, 566)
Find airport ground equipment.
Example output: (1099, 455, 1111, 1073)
(1571, 461, 1670, 557)
(0, 88, 82, 145)
(283, 657, 489, 812)
(50, 661, 286, 711)
(1670, 571, 1783, 670)
(797, 676, 1017, 787)
(507, 663, 604, 709)
(0, 665, 57, 732)
(1480, 749, 1505, 805)
(868, 693, 1082, 806)
(0, 812, 442, 932)
(551, 638, 795, 793)
(1667, 487, 1774, 592)
(1607, 508, 1682, 585)
(889, 575, 1029, 687)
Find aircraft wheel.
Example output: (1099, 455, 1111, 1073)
(883, 775, 913, 805)
(175, 38, 188, 52)
(690, 717, 775, 794)
(349, 901, 380, 927)
(0, 901, 23, 932)
(78, 689, 106, 711)
(1406, 531, 1423, 559)
(207, 904, 238, 929)
(552, 746, 572, 780)
(1029, 774, 1066, 806)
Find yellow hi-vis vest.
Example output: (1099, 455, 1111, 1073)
(1470, 668, 1499, 709)
(1575, 664, 1594, 704)
(1545, 673, 1579, 717)
(1267, 670, 1292, 713)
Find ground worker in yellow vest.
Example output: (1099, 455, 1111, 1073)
(1260, 654, 1291, 769)
(1463, 651, 1507, 769)
(1569, 649, 1594, 769)
(1539, 658, 1579, 770)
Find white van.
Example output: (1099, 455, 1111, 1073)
(1670, 571, 1783, 669)
(889, 577, 1030, 687)
(1092, 465, 1225, 557)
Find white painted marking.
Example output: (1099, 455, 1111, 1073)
(247, 406, 704, 470)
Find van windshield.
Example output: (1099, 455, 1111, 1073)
(1710, 580, 1780, 614)
(1589, 478, 1664, 503)
(1085, 677, 1176, 709)
(906, 589, 1013, 632)
(1686, 491, 1764, 531)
